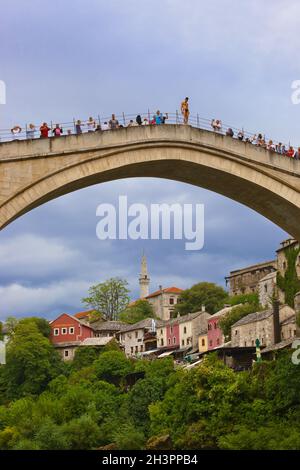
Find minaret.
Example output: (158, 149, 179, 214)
(139, 251, 150, 298)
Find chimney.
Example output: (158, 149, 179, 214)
(159, 285, 163, 292)
(273, 299, 281, 344)
(201, 305, 206, 312)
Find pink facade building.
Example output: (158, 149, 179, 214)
(207, 306, 232, 350)
(166, 322, 180, 348)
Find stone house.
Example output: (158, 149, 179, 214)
(225, 260, 276, 296)
(145, 286, 183, 321)
(156, 309, 210, 352)
(231, 304, 295, 348)
(90, 320, 128, 339)
(258, 271, 277, 307)
(119, 318, 162, 356)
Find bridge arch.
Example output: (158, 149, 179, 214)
(0, 125, 300, 238)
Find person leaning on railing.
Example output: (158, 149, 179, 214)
(26, 123, 36, 139)
(40, 123, 50, 138)
(11, 125, 22, 140)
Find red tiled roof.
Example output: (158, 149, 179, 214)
(73, 310, 95, 319)
(146, 287, 183, 299)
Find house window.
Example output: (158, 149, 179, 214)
(140, 345, 143, 352)
(135, 346, 138, 353)
(216, 338, 220, 345)
(64, 350, 69, 358)
(235, 330, 238, 336)
(209, 340, 213, 347)
(173, 337, 176, 344)
(160, 329, 163, 334)
(201, 339, 205, 346)
(135, 331, 138, 338)
(62, 328, 67, 335)
(168, 338, 171, 345)
(251, 340, 254, 346)
(214, 322, 217, 329)
(183, 326, 187, 334)
(244, 341, 247, 347)
(169, 298, 174, 305)
(69, 327, 74, 334)
(160, 339, 164, 346)
(54, 328, 59, 336)
(182, 339, 185, 346)
(131, 347, 134, 354)
(170, 326, 173, 334)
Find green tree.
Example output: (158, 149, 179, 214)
(219, 302, 261, 341)
(94, 351, 133, 385)
(119, 299, 155, 324)
(4, 316, 19, 337)
(277, 246, 300, 307)
(174, 282, 227, 315)
(82, 278, 130, 320)
(18, 317, 51, 338)
(72, 347, 100, 370)
(3, 320, 62, 399)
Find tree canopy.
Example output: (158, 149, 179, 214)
(82, 278, 130, 320)
(119, 299, 155, 324)
(174, 282, 228, 315)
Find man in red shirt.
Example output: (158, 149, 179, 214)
(286, 146, 295, 158)
(40, 122, 50, 138)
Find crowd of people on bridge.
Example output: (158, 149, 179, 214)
(4, 96, 299, 159)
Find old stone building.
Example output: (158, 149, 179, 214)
(225, 260, 276, 296)
(145, 286, 183, 321)
(231, 304, 295, 348)
(156, 309, 210, 352)
(258, 271, 277, 307)
(119, 318, 163, 356)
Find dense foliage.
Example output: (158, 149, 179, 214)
(82, 277, 130, 320)
(174, 282, 228, 315)
(0, 318, 299, 450)
(119, 300, 156, 324)
(277, 247, 300, 307)
(219, 294, 261, 340)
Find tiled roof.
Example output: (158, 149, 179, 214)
(280, 314, 296, 326)
(232, 309, 272, 327)
(122, 318, 165, 332)
(90, 320, 128, 332)
(146, 287, 183, 299)
(50, 312, 93, 329)
(226, 260, 276, 277)
(209, 305, 238, 319)
(261, 338, 296, 354)
(74, 310, 95, 319)
(164, 310, 209, 326)
(81, 337, 112, 346)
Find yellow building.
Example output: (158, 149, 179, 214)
(198, 332, 208, 353)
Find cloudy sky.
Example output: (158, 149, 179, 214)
(1, 0, 299, 320)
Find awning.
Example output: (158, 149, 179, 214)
(184, 359, 203, 369)
(157, 350, 176, 358)
(140, 349, 160, 356)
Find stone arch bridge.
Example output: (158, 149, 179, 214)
(0, 124, 300, 238)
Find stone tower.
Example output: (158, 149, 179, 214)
(139, 252, 150, 299)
